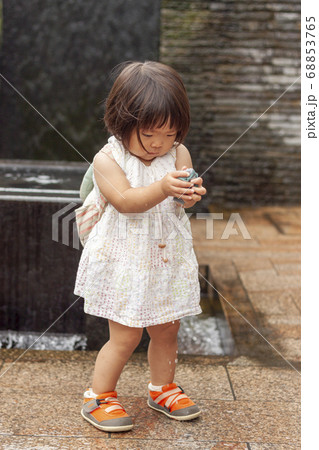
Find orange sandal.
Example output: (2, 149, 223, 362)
(81, 389, 133, 432)
(147, 383, 201, 421)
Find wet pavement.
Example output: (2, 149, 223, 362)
(0, 206, 301, 449)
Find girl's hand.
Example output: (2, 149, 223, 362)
(161, 170, 195, 202)
(179, 166, 206, 208)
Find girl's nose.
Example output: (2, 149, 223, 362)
(151, 139, 163, 149)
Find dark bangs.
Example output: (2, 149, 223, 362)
(137, 80, 188, 137)
(104, 61, 190, 149)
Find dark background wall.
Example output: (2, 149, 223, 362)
(160, 0, 300, 208)
(0, 0, 161, 161)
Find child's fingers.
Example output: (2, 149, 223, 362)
(174, 177, 194, 188)
(175, 187, 194, 196)
(179, 194, 195, 202)
(172, 170, 190, 178)
(192, 193, 202, 202)
(193, 186, 206, 196)
(191, 177, 203, 186)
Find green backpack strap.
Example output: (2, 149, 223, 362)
(79, 164, 94, 202)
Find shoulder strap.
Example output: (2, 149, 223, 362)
(79, 165, 94, 202)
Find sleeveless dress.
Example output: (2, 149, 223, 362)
(74, 136, 201, 328)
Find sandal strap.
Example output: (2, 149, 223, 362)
(97, 397, 125, 414)
(83, 399, 100, 413)
(83, 397, 125, 414)
(153, 387, 189, 409)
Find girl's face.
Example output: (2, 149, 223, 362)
(128, 123, 177, 163)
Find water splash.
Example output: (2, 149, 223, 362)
(0, 330, 87, 351)
(177, 315, 225, 355)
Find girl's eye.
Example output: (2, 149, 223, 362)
(142, 133, 152, 138)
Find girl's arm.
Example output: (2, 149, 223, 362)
(93, 151, 195, 213)
(175, 144, 206, 208)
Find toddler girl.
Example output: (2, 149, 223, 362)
(74, 61, 206, 432)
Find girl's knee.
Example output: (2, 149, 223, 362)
(109, 322, 143, 354)
(147, 320, 180, 343)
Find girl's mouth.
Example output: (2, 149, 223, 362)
(145, 149, 159, 156)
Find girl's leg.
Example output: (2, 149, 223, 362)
(92, 320, 143, 394)
(146, 321, 180, 385)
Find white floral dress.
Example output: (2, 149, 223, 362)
(74, 136, 201, 328)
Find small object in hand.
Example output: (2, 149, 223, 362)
(173, 168, 199, 204)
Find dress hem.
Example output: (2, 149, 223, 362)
(82, 303, 202, 328)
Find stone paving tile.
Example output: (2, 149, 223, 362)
(259, 315, 301, 339)
(119, 360, 233, 400)
(232, 258, 274, 272)
(208, 262, 239, 284)
(239, 269, 300, 292)
(0, 435, 249, 449)
(226, 356, 285, 368)
(0, 359, 93, 394)
(249, 443, 300, 449)
(266, 338, 301, 362)
(247, 291, 300, 316)
(175, 363, 233, 400)
(0, 436, 108, 450)
(244, 226, 280, 240)
(228, 336, 297, 369)
(227, 366, 300, 402)
(107, 439, 249, 449)
(0, 358, 232, 401)
(254, 238, 300, 252)
(273, 263, 301, 276)
(0, 392, 94, 437)
(197, 248, 300, 264)
(114, 398, 300, 444)
(265, 210, 300, 236)
(0, 348, 98, 363)
(288, 289, 301, 310)
(0, 392, 300, 444)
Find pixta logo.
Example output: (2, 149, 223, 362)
(52, 203, 80, 250)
